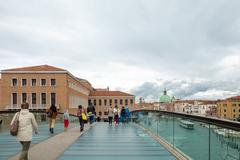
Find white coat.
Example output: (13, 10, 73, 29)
(11, 109, 38, 142)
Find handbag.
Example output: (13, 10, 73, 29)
(10, 112, 20, 136)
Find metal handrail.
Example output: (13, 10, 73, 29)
(131, 109, 240, 131)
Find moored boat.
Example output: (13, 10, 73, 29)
(179, 120, 194, 129)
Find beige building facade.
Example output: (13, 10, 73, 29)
(0, 65, 135, 115)
(217, 96, 240, 120)
(89, 89, 135, 119)
(0, 65, 92, 114)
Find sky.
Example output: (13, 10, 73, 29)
(0, 0, 240, 102)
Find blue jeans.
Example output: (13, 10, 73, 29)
(89, 115, 94, 124)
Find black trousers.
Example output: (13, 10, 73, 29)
(79, 116, 84, 131)
(108, 116, 113, 125)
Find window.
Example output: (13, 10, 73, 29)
(224, 109, 226, 112)
(99, 99, 102, 106)
(22, 93, 27, 103)
(12, 78, 17, 86)
(12, 93, 17, 104)
(125, 99, 128, 105)
(120, 99, 123, 105)
(104, 112, 108, 116)
(51, 93, 56, 105)
(109, 99, 112, 106)
(114, 99, 118, 105)
(32, 93, 36, 105)
(104, 99, 107, 106)
(224, 114, 226, 118)
(22, 79, 27, 86)
(232, 104, 237, 107)
(233, 109, 236, 113)
(31, 79, 37, 86)
(51, 79, 56, 86)
(99, 112, 102, 116)
(88, 100, 91, 105)
(41, 79, 46, 86)
(41, 93, 46, 104)
(130, 99, 133, 105)
(94, 99, 96, 106)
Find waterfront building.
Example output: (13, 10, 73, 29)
(0, 65, 92, 113)
(89, 88, 135, 120)
(217, 96, 240, 120)
(0, 65, 135, 115)
(174, 100, 217, 116)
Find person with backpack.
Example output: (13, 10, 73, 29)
(63, 110, 70, 131)
(125, 106, 131, 123)
(87, 102, 95, 126)
(120, 106, 126, 123)
(77, 105, 86, 132)
(10, 102, 38, 160)
(47, 104, 58, 134)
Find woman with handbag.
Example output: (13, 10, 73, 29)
(47, 104, 58, 134)
(10, 102, 38, 160)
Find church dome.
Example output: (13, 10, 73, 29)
(159, 89, 172, 103)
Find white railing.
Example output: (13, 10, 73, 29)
(4, 104, 59, 110)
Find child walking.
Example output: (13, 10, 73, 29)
(63, 110, 70, 131)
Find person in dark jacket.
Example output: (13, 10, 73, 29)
(47, 104, 58, 134)
(87, 103, 95, 125)
(77, 105, 85, 132)
(120, 106, 126, 123)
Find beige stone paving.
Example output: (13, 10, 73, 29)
(8, 125, 90, 160)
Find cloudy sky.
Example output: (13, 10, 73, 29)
(0, 0, 240, 101)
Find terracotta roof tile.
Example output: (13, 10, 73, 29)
(2, 65, 66, 72)
(89, 91, 134, 97)
(226, 96, 240, 100)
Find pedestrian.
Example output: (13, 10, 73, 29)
(125, 106, 131, 123)
(63, 110, 70, 131)
(87, 102, 95, 126)
(10, 102, 38, 160)
(120, 106, 126, 123)
(47, 104, 58, 134)
(77, 105, 85, 132)
(113, 105, 119, 125)
(108, 106, 113, 126)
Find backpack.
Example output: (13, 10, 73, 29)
(47, 109, 53, 118)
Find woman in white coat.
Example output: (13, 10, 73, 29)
(11, 102, 38, 160)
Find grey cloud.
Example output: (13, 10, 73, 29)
(0, 0, 240, 99)
(131, 79, 240, 101)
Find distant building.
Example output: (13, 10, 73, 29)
(89, 89, 135, 120)
(157, 89, 175, 111)
(217, 96, 240, 120)
(174, 100, 217, 116)
(0, 65, 135, 115)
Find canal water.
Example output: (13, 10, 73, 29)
(137, 114, 240, 160)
